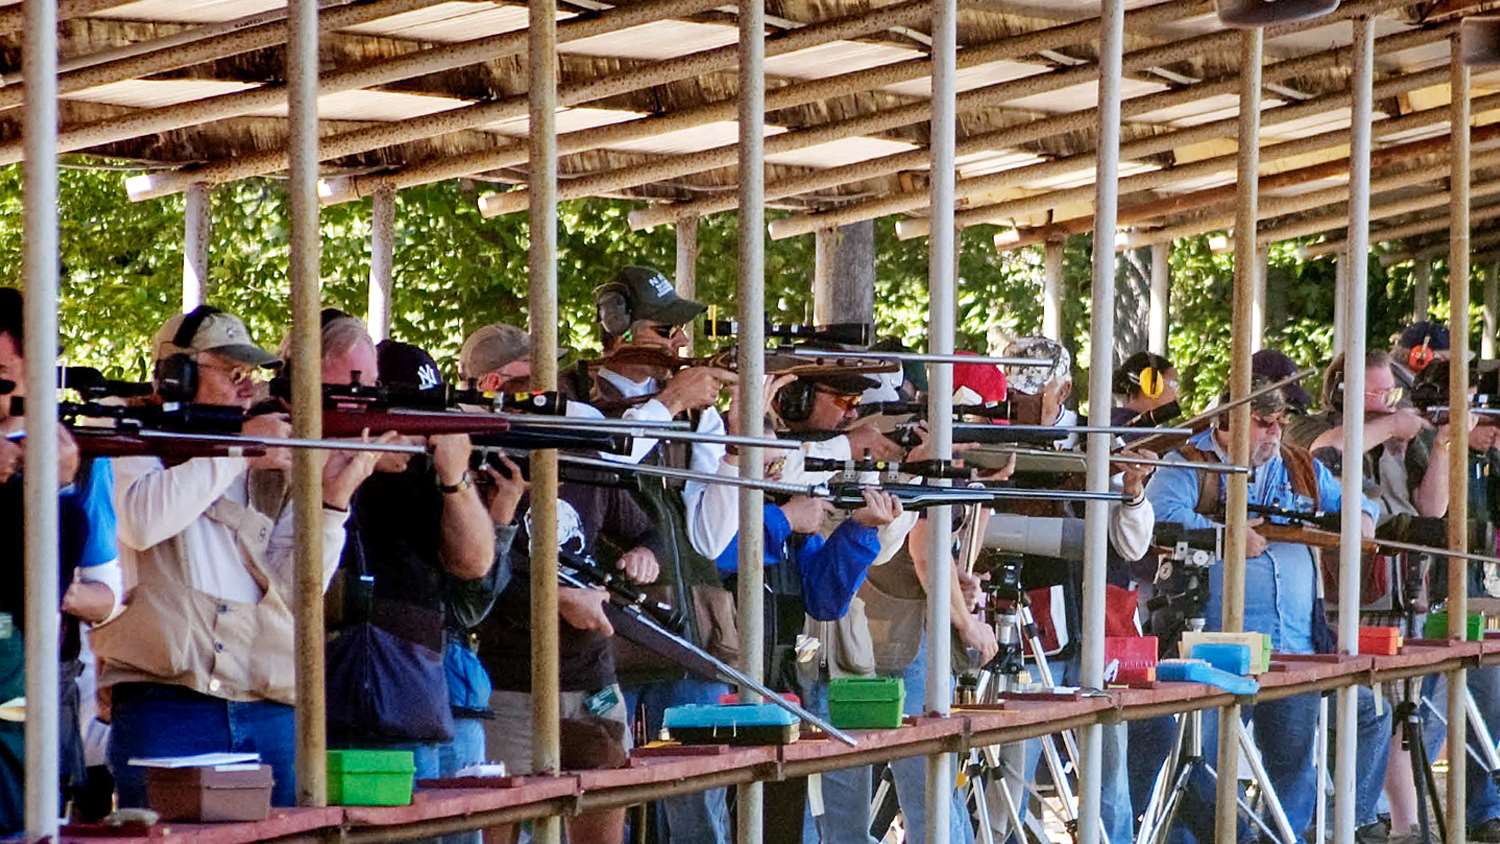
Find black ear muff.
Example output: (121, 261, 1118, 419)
(1408, 338, 1436, 374)
(155, 304, 221, 403)
(775, 380, 816, 424)
(596, 285, 634, 338)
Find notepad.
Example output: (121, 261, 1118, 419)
(128, 752, 261, 769)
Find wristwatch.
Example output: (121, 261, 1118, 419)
(438, 471, 474, 495)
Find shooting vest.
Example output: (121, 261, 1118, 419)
(92, 469, 298, 704)
(1176, 441, 1320, 512)
(1173, 439, 1335, 652)
(567, 363, 742, 683)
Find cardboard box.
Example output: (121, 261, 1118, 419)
(145, 764, 273, 822)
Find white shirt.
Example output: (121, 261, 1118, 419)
(112, 455, 348, 603)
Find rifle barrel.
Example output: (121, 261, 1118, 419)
(137, 429, 427, 455)
(786, 348, 1047, 367)
(981, 446, 1251, 474)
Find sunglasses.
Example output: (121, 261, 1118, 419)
(815, 387, 862, 412)
(1251, 412, 1289, 430)
(640, 323, 680, 339)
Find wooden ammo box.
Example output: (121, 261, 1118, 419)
(145, 764, 273, 822)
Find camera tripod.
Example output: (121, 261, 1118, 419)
(1136, 538, 1298, 844)
(961, 569, 1102, 844)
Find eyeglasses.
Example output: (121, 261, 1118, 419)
(1365, 386, 1404, 408)
(197, 360, 260, 386)
(815, 387, 862, 412)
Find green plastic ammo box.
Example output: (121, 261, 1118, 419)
(326, 750, 415, 806)
(1424, 611, 1487, 642)
(828, 677, 905, 729)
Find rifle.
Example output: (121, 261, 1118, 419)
(529, 451, 1129, 507)
(783, 348, 1051, 368)
(557, 549, 857, 746)
(1124, 368, 1319, 453)
(856, 400, 1012, 420)
(784, 422, 1192, 449)
(967, 446, 1251, 475)
(702, 316, 870, 347)
(1241, 505, 1500, 567)
(801, 456, 975, 480)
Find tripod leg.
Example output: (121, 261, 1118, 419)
(1232, 716, 1298, 844)
(1138, 714, 1189, 844)
(1316, 696, 1329, 844)
(1149, 761, 1202, 844)
(1413, 720, 1447, 844)
(1465, 685, 1500, 774)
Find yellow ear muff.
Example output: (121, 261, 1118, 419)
(1137, 367, 1165, 399)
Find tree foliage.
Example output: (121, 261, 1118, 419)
(0, 164, 1478, 412)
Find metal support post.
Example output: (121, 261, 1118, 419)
(1448, 31, 1472, 844)
(368, 187, 395, 343)
(676, 215, 698, 354)
(1335, 19, 1376, 844)
(1334, 254, 1348, 351)
(528, 0, 561, 839)
(1216, 25, 1263, 844)
(735, 0, 767, 838)
(22, 0, 61, 836)
(287, 0, 326, 809)
(1149, 242, 1169, 356)
(1042, 239, 1064, 340)
(925, 0, 958, 839)
(1077, 4, 1125, 844)
(1414, 259, 1432, 323)
(182, 182, 210, 312)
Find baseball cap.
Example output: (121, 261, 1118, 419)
(1002, 337, 1071, 396)
(954, 353, 1008, 404)
(1397, 321, 1452, 352)
(596, 266, 706, 327)
(1250, 348, 1311, 410)
(378, 340, 444, 392)
(153, 308, 279, 368)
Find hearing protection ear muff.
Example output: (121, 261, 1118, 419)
(1408, 337, 1436, 373)
(595, 284, 634, 338)
(1114, 366, 1165, 399)
(775, 380, 817, 423)
(154, 304, 222, 403)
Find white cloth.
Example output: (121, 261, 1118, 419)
(112, 456, 348, 603)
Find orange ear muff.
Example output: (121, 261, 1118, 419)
(1408, 338, 1435, 373)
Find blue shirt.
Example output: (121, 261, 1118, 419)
(1145, 429, 1378, 653)
(715, 504, 882, 621)
(64, 458, 117, 569)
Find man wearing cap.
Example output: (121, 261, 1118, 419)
(1146, 379, 1378, 843)
(97, 305, 380, 808)
(310, 318, 509, 800)
(988, 336, 1156, 844)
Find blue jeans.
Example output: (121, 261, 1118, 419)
(885, 636, 973, 844)
(1350, 687, 1393, 827)
(1128, 715, 1178, 823)
(1421, 665, 1500, 826)
(108, 682, 297, 808)
(437, 717, 486, 776)
(1017, 656, 1132, 844)
(1172, 693, 1321, 844)
(623, 678, 732, 844)
(799, 676, 877, 844)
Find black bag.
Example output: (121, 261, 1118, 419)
(325, 519, 454, 743)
